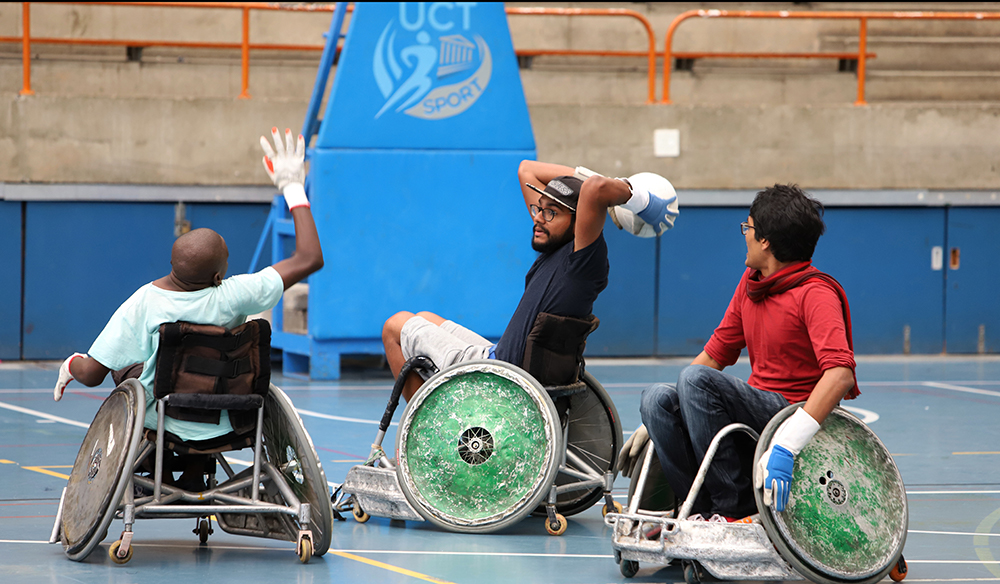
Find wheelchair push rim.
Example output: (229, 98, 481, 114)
(397, 360, 561, 533)
(61, 380, 146, 561)
(754, 404, 908, 584)
(260, 384, 334, 556)
(533, 371, 623, 517)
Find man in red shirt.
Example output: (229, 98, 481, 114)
(624, 184, 858, 521)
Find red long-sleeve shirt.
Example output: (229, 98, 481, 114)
(704, 268, 857, 403)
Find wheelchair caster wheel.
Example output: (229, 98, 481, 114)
(890, 556, 908, 582)
(683, 561, 701, 584)
(197, 518, 211, 544)
(108, 540, 133, 564)
(620, 559, 639, 578)
(545, 513, 568, 536)
(352, 502, 370, 523)
(602, 500, 623, 517)
(297, 535, 312, 564)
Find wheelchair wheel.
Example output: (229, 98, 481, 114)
(396, 360, 561, 533)
(260, 384, 333, 557)
(754, 404, 907, 584)
(61, 380, 145, 561)
(532, 372, 623, 517)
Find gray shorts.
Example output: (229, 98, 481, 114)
(400, 317, 494, 372)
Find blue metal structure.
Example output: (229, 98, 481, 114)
(261, 2, 536, 378)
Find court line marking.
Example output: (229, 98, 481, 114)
(296, 408, 394, 426)
(22, 466, 70, 480)
(4, 536, 1000, 570)
(0, 401, 90, 428)
(909, 491, 1000, 495)
(910, 529, 1000, 538)
(330, 551, 455, 584)
(922, 382, 1000, 398)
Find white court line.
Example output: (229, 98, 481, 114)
(296, 408, 394, 426)
(921, 382, 1000, 399)
(3, 537, 1000, 569)
(909, 529, 1000, 538)
(0, 401, 90, 429)
(909, 491, 1000, 495)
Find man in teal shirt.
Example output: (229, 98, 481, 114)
(53, 127, 323, 445)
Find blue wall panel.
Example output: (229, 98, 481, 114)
(657, 207, 751, 356)
(814, 208, 945, 354)
(945, 207, 1000, 353)
(308, 149, 536, 341)
(186, 203, 271, 276)
(587, 218, 656, 356)
(23, 202, 176, 359)
(0, 202, 21, 359)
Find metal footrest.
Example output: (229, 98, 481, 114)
(606, 512, 801, 581)
(341, 465, 423, 522)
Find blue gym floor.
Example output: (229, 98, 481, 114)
(3, 355, 1000, 583)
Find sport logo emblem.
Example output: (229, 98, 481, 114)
(373, 3, 492, 120)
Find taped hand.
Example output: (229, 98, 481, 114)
(54, 353, 87, 401)
(260, 127, 308, 209)
(617, 424, 649, 478)
(754, 408, 821, 512)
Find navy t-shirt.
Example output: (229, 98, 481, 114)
(494, 233, 609, 365)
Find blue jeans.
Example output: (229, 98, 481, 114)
(639, 365, 789, 518)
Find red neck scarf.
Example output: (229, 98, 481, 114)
(746, 261, 860, 399)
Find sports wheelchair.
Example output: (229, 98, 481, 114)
(50, 319, 333, 564)
(606, 403, 909, 584)
(335, 312, 623, 534)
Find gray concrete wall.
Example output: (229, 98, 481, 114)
(530, 102, 1000, 189)
(3, 2, 1000, 190)
(4, 93, 999, 190)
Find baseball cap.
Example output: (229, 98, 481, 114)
(525, 176, 582, 212)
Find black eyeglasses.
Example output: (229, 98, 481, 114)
(740, 222, 756, 235)
(530, 204, 560, 222)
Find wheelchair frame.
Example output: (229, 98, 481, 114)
(605, 405, 909, 584)
(335, 357, 621, 535)
(51, 380, 331, 564)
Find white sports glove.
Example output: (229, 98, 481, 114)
(574, 166, 602, 181)
(617, 424, 650, 478)
(54, 353, 87, 401)
(754, 408, 821, 511)
(260, 127, 309, 210)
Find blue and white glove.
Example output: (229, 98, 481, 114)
(754, 408, 820, 512)
(620, 179, 679, 236)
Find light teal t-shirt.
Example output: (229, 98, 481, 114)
(88, 267, 284, 441)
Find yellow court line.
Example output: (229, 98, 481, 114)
(955, 452, 1000, 456)
(330, 551, 455, 584)
(22, 466, 70, 480)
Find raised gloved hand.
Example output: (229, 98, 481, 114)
(54, 353, 87, 401)
(260, 127, 308, 210)
(754, 408, 821, 512)
(617, 424, 649, 478)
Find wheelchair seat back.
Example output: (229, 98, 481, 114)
(153, 318, 271, 434)
(522, 312, 599, 391)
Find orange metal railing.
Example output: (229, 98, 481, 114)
(4, 3, 658, 103)
(3, 2, 343, 99)
(504, 7, 657, 104)
(663, 9, 1000, 106)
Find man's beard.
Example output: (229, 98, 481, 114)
(531, 225, 575, 253)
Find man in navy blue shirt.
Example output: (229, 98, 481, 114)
(382, 160, 677, 400)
